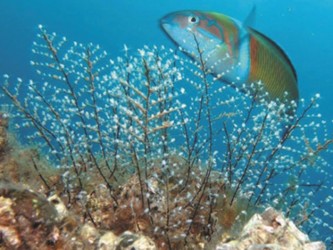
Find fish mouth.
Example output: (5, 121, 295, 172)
(160, 13, 177, 33)
(160, 17, 171, 32)
(160, 22, 172, 33)
(160, 19, 175, 39)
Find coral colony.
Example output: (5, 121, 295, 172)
(1, 25, 333, 249)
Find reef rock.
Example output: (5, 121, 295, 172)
(0, 181, 59, 249)
(216, 207, 326, 250)
(97, 230, 157, 250)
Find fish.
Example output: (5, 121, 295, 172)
(160, 10, 299, 113)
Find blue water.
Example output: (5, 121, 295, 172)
(1, 0, 333, 246)
(1, 0, 333, 118)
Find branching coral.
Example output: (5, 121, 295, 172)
(1, 25, 333, 249)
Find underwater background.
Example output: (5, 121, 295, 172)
(1, 0, 333, 118)
(0, 0, 333, 248)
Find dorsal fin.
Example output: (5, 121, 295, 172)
(248, 28, 297, 81)
(244, 5, 256, 27)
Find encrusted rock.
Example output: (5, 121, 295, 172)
(98, 231, 119, 249)
(216, 207, 326, 250)
(116, 231, 156, 250)
(97, 230, 156, 250)
(247, 244, 281, 250)
(0, 181, 60, 249)
(215, 243, 238, 250)
(0, 196, 21, 247)
(48, 194, 68, 221)
(80, 223, 100, 244)
(304, 241, 326, 250)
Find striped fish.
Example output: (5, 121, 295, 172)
(160, 10, 299, 111)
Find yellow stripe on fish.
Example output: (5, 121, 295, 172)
(160, 10, 299, 110)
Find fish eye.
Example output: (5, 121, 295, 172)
(188, 16, 199, 24)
